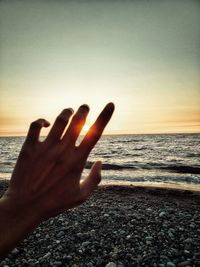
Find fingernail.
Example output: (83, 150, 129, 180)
(62, 108, 74, 114)
(106, 102, 115, 111)
(44, 120, 50, 127)
(80, 104, 89, 111)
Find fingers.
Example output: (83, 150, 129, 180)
(79, 102, 114, 157)
(25, 119, 50, 144)
(45, 108, 74, 143)
(62, 104, 89, 145)
(80, 161, 102, 198)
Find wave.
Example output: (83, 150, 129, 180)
(85, 162, 135, 170)
(85, 161, 200, 174)
(160, 165, 200, 174)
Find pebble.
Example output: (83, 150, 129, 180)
(166, 262, 176, 267)
(177, 260, 192, 267)
(43, 252, 51, 259)
(184, 238, 193, 243)
(159, 211, 167, 218)
(81, 241, 91, 247)
(11, 248, 19, 256)
(53, 261, 62, 266)
(105, 262, 117, 267)
(0, 182, 199, 267)
(56, 231, 65, 238)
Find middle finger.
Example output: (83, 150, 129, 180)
(62, 104, 89, 145)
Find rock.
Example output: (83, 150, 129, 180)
(183, 250, 190, 256)
(184, 238, 193, 243)
(63, 255, 72, 261)
(166, 262, 176, 267)
(146, 240, 152, 245)
(11, 248, 19, 256)
(177, 260, 192, 267)
(119, 230, 126, 235)
(56, 231, 65, 238)
(189, 222, 196, 228)
(76, 232, 83, 237)
(159, 211, 167, 218)
(160, 255, 170, 262)
(81, 241, 91, 247)
(53, 261, 62, 266)
(105, 262, 117, 267)
(43, 252, 51, 259)
(76, 232, 88, 240)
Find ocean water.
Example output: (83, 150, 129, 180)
(0, 134, 200, 190)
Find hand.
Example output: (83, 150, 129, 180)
(0, 102, 114, 258)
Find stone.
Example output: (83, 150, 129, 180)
(43, 252, 51, 259)
(119, 230, 126, 235)
(56, 231, 65, 238)
(184, 238, 193, 243)
(183, 250, 190, 256)
(177, 260, 192, 267)
(82, 241, 91, 247)
(159, 212, 167, 218)
(11, 248, 19, 256)
(166, 262, 176, 267)
(54, 261, 62, 266)
(105, 262, 117, 267)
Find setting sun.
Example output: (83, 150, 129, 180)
(82, 124, 90, 133)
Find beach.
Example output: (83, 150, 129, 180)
(0, 180, 200, 267)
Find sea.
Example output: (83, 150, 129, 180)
(0, 134, 200, 191)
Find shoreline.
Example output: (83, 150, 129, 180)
(101, 180, 200, 193)
(1, 178, 200, 194)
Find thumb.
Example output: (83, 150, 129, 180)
(80, 161, 102, 198)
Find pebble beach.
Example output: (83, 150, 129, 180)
(0, 180, 200, 267)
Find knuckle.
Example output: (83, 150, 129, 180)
(56, 115, 67, 124)
(56, 109, 73, 123)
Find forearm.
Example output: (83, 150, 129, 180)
(0, 196, 41, 260)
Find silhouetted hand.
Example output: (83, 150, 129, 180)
(0, 103, 114, 259)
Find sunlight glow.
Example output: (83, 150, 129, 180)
(82, 124, 90, 133)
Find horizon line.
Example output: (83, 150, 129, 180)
(0, 132, 200, 137)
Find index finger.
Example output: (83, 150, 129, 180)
(78, 102, 114, 157)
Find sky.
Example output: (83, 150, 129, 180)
(0, 0, 200, 136)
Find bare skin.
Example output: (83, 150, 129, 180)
(0, 102, 114, 259)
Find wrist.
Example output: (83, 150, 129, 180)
(0, 193, 41, 231)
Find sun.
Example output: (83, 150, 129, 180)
(82, 124, 90, 133)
